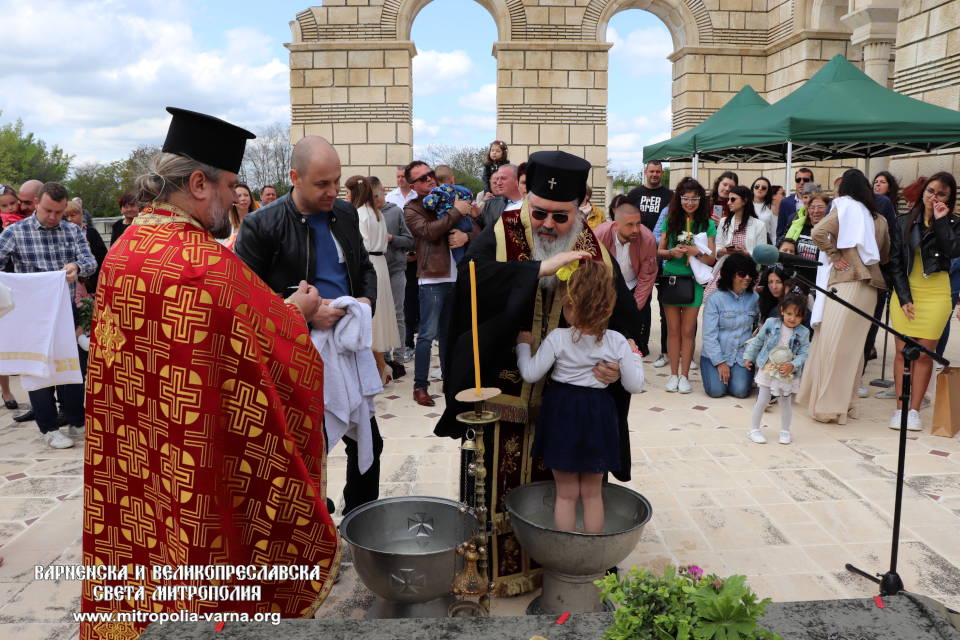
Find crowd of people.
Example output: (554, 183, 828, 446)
(1, 109, 959, 630)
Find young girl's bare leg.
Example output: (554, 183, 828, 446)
(579, 472, 605, 534)
(552, 469, 580, 531)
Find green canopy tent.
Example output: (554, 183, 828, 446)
(642, 85, 770, 179)
(694, 55, 960, 193)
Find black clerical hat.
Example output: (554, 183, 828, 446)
(525, 150, 591, 204)
(162, 107, 255, 174)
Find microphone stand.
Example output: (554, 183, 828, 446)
(781, 266, 950, 596)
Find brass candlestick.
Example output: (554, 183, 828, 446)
(449, 387, 500, 617)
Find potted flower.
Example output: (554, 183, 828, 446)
(596, 565, 782, 640)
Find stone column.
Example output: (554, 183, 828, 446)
(493, 41, 611, 204)
(287, 40, 415, 186)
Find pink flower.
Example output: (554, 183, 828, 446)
(685, 565, 704, 580)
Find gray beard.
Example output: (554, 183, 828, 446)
(533, 216, 582, 292)
(208, 194, 233, 239)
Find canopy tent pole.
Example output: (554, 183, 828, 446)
(786, 140, 793, 196)
(865, 156, 872, 183)
(692, 153, 699, 180)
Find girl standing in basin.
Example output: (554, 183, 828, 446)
(516, 260, 645, 533)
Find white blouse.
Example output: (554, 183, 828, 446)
(516, 328, 645, 393)
(357, 204, 389, 253)
(715, 215, 769, 254)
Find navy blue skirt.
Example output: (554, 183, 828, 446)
(533, 382, 620, 474)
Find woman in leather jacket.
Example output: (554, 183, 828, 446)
(889, 172, 960, 431)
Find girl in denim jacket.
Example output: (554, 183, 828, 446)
(744, 295, 811, 444)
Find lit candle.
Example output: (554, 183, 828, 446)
(469, 260, 481, 395)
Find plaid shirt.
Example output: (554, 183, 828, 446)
(0, 214, 97, 296)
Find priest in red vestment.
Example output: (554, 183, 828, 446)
(80, 108, 339, 639)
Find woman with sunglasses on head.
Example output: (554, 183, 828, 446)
(886, 172, 960, 431)
(657, 178, 716, 393)
(797, 169, 909, 424)
(751, 177, 776, 244)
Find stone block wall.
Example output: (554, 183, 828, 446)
(287, 0, 960, 207)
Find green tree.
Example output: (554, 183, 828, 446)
(0, 118, 72, 186)
(118, 144, 160, 196)
(67, 161, 124, 218)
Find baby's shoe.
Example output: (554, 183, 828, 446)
(747, 429, 767, 444)
(779, 430, 792, 445)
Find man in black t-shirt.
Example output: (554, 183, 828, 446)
(626, 160, 673, 232)
(626, 160, 674, 368)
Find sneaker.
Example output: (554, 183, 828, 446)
(677, 375, 692, 394)
(875, 387, 897, 399)
(77, 334, 90, 351)
(68, 424, 85, 437)
(779, 430, 792, 445)
(907, 409, 922, 431)
(857, 386, 869, 398)
(888, 409, 902, 430)
(44, 429, 74, 449)
(429, 367, 443, 380)
(400, 347, 415, 363)
(748, 429, 767, 444)
(652, 355, 668, 369)
(690, 360, 698, 371)
(665, 375, 679, 392)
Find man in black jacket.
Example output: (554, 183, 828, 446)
(234, 136, 380, 516)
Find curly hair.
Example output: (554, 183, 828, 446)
(666, 177, 711, 240)
(564, 260, 616, 345)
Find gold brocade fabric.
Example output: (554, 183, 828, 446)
(80, 212, 339, 639)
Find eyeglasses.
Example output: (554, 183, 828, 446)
(411, 171, 436, 184)
(795, 177, 812, 183)
(925, 186, 950, 199)
(530, 209, 570, 224)
(680, 196, 701, 203)
(753, 184, 768, 190)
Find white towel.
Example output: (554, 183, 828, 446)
(0, 281, 12, 318)
(810, 252, 832, 327)
(310, 296, 383, 474)
(688, 232, 714, 285)
(0, 272, 82, 390)
(834, 195, 880, 266)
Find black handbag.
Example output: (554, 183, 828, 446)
(657, 274, 695, 305)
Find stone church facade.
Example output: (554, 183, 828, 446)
(286, 0, 960, 200)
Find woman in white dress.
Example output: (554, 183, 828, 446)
(345, 175, 400, 383)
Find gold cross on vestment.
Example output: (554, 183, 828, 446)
(547, 178, 557, 189)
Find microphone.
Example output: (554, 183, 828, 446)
(752, 244, 821, 269)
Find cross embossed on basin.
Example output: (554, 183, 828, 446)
(407, 512, 434, 537)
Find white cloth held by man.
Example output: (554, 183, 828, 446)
(311, 295, 383, 473)
(0, 271, 82, 390)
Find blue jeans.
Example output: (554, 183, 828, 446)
(700, 356, 754, 398)
(414, 282, 455, 389)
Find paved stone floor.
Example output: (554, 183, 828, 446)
(2, 311, 960, 637)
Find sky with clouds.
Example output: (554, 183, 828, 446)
(0, 0, 672, 173)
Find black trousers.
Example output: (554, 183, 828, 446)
(637, 301, 652, 357)
(403, 260, 420, 349)
(341, 417, 384, 516)
(864, 289, 888, 364)
(28, 383, 83, 434)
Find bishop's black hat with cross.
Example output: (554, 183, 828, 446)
(525, 150, 591, 204)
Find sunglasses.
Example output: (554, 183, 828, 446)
(753, 184, 768, 190)
(530, 209, 570, 224)
(795, 177, 812, 183)
(411, 171, 436, 184)
(735, 271, 754, 278)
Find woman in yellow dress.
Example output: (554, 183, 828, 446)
(889, 172, 960, 431)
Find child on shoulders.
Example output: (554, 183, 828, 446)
(516, 260, 644, 533)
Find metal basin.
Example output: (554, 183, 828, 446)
(504, 481, 652, 614)
(339, 496, 478, 610)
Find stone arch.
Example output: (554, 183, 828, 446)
(587, 0, 706, 50)
(389, 0, 511, 42)
(809, 0, 851, 32)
